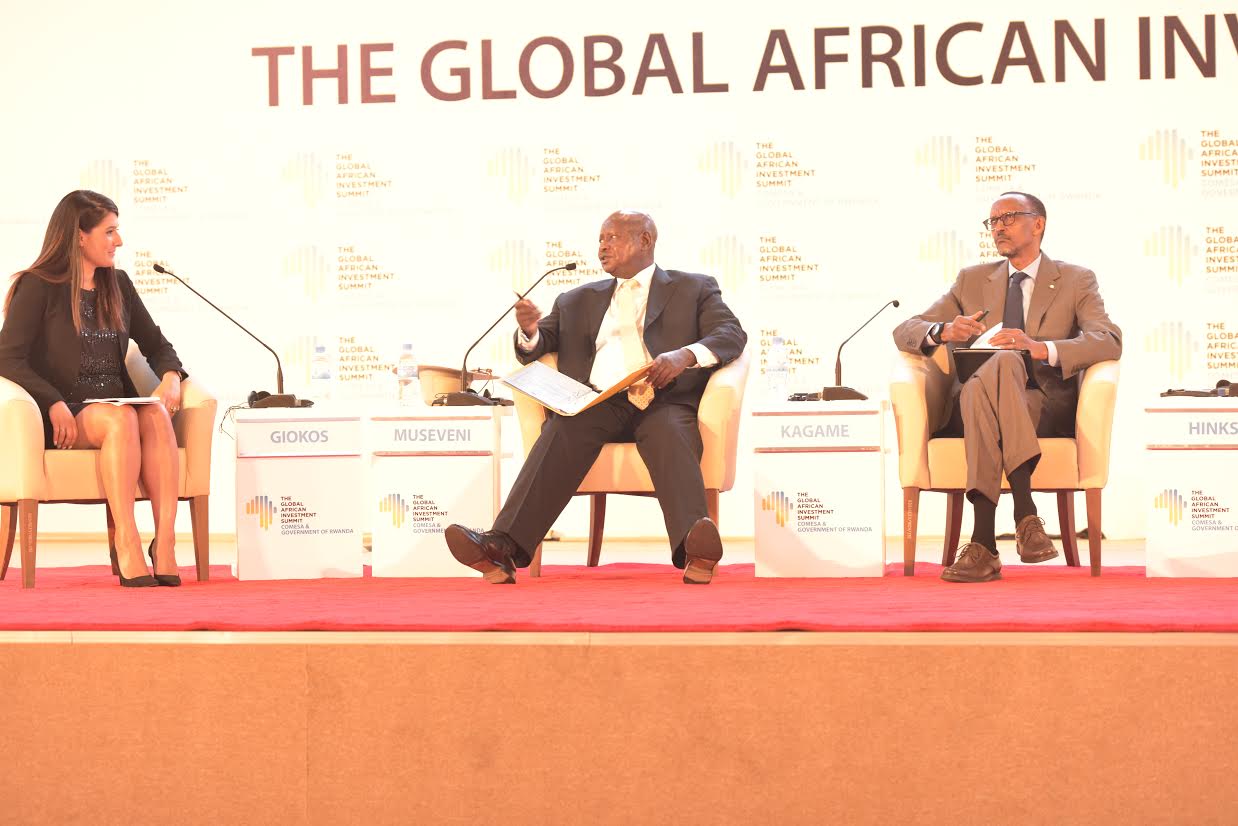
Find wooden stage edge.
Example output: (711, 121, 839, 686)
(4, 631, 1237, 825)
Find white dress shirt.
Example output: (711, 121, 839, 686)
(1008, 255, 1059, 367)
(519, 263, 719, 387)
(924, 254, 1059, 367)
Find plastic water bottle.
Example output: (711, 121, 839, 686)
(766, 336, 789, 402)
(396, 343, 418, 406)
(309, 344, 333, 401)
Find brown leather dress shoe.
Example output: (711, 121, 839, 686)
(444, 524, 518, 584)
(682, 517, 723, 584)
(940, 542, 1002, 583)
(1015, 515, 1060, 563)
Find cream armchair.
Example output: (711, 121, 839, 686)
(0, 344, 217, 588)
(889, 348, 1119, 576)
(513, 347, 751, 577)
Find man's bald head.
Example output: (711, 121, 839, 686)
(598, 210, 657, 279)
(605, 210, 658, 243)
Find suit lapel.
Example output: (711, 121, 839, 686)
(643, 266, 675, 335)
(1025, 255, 1062, 337)
(983, 262, 1006, 329)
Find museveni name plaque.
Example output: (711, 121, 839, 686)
(368, 410, 501, 578)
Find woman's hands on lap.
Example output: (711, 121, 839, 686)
(49, 401, 77, 449)
(154, 372, 182, 416)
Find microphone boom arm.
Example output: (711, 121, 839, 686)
(822, 298, 899, 402)
(446, 263, 577, 404)
(154, 263, 291, 401)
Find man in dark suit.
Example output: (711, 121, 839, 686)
(892, 192, 1121, 582)
(446, 210, 747, 584)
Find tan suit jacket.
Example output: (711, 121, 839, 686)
(892, 255, 1121, 434)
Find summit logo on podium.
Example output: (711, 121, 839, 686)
(245, 495, 277, 530)
(1154, 489, 1186, 527)
(761, 490, 794, 528)
(379, 493, 410, 528)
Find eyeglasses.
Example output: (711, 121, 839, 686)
(982, 211, 1039, 231)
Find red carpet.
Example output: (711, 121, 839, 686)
(3, 562, 1238, 632)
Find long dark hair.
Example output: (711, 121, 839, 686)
(5, 190, 124, 332)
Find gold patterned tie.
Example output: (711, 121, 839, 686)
(627, 380, 655, 410)
(616, 279, 654, 410)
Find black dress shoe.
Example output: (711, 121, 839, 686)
(681, 517, 723, 585)
(445, 525, 518, 584)
(671, 545, 687, 570)
(148, 539, 181, 586)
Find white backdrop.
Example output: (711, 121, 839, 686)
(2, 0, 1236, 543)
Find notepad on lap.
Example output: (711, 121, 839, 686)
(952, 349, 1040, 390)
(82, 396, 161, 405)
(502, 361, 652, 416)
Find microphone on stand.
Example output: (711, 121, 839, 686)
(820, 299, 900, 402)
(153, 263, 302, 408)
(440, 262, 579, 406)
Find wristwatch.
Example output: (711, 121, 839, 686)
(928, 322, 945, 345)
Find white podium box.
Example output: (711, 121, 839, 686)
(752, 401, 886, 577)
(1145, 398, 1238, 577)
(234, 409, 365, 580)
(368, 410, 501, 577)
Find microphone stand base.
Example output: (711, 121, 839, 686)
(820, 386, 869, 402)
(250, 393, 302, 408)
(437, 391, 510, 407)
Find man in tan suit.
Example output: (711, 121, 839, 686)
(893, 192, 1121, 582)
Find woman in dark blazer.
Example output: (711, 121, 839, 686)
(0, 190, 186, 586)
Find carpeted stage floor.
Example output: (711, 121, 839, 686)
(4, 561, 1238, 632)
(7, 541, 1238, 825)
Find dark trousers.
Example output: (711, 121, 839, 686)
(493, 395, 707, 560)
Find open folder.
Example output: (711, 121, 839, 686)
(952, 349, 1040, 390)
(502, 361, 653, 416)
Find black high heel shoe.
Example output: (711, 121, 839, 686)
(113, 543, 157, 586)
(148, 538, 182, 587)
